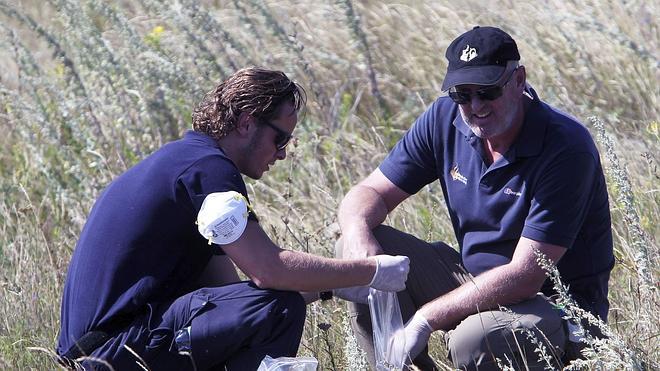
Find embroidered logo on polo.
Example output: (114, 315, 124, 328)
(460, 45, 477, 62)
(450, 164, 468, 185)
(504, 187, 522, 197)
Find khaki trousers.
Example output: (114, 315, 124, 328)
(336, 225, 567, 370)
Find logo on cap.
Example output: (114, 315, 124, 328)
(441, 27, 520, 91)
(460, 44, 477, 62)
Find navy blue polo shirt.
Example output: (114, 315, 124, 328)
(380, 87, 614, 319)
(57, 130, 257, 354)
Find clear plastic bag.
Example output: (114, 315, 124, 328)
(368, 288, 406, 371)
(257, 355, 318, 371)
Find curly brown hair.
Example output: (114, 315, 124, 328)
(192, 67, 306, 141)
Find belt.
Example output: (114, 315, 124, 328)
(58, 313, 137, 369)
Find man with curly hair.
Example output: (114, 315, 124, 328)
(57, 67, 410, 370)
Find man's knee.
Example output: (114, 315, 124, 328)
(447, 318, 514, 370)
(268, 289, 306, 326)
(186, 287, 306, 368)
(254, 290, 306, 358)
(198, 283, 306, 324)
(448, 328, 560, 371)
(446, 305, 566, 370)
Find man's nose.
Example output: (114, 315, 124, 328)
(470, 95, 487, 110)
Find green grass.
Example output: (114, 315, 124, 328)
(0, 0, 657, 369)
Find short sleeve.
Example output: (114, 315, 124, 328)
(379, 102, 441, 194)
(522, 152, 598, 247)
(177, 155, 258, 222)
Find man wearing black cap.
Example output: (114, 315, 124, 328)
(336, 26, 614, 369)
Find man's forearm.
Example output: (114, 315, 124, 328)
(338, 185, 390, 232)
(419, 263, 541, 331)
(252, 249, 377, 291)
(337, 184, 390, 257)
(418, 237, 564, 331)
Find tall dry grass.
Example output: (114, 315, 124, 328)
(0, 0, 657, 369)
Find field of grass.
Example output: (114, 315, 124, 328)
(0, 0, 657, 369)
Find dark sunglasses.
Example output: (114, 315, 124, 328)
(448, 68, 518, 105)
(260, 120, 293, 151)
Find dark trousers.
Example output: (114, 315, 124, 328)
(81, 281, 306, 370)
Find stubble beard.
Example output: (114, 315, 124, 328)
(461, 102, 519, 140)
(243, 127, 266, 180)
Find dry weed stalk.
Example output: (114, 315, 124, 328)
(534, 249, 650, 370)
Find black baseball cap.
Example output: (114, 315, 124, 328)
(441, 26, 520, 91)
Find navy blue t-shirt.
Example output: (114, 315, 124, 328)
(57, 131, 257, 354)
(380, 88, 614, 319)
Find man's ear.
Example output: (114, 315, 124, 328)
(235, 112, 253, 137)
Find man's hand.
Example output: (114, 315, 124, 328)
(369, 255, 410, 291)
(392, 312, 434, 365)
(334, 286, 370, 304)
(336, 254, 409, 303)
